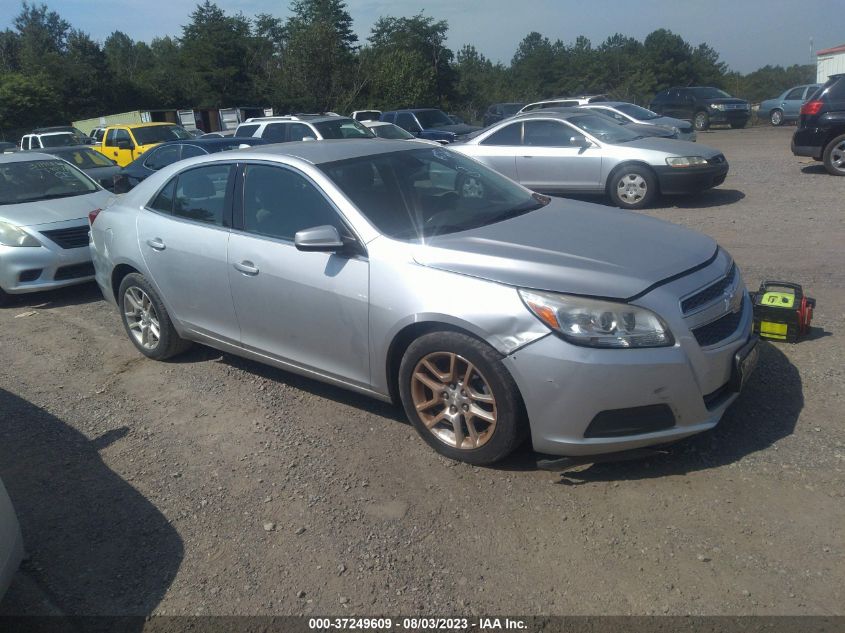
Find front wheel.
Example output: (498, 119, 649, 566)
(118, 273, 191, 360)
(822, 134, 845, 176)
(694, 111, 710, 131)
(398, 331, 527, 465)
(770, 109, 784, 126)
(608, 165, 657, 210)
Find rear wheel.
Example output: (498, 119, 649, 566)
(770, 109, 784, 126)
(694, 111, 710, 131)
(398, 331, 527, 465)
(822, 134, 845, 176)
(118, 273, 191, 360)
(608, 165, 657, 210)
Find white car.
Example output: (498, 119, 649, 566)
(0, 476, 23, 600)
(233, 115, 374, 143)
(361, 121, 442, 144)
(351, 110, 382, 122)
(518, 95, 609, 114)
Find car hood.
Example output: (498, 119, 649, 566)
(411, 197, 717, 299)
(425, 123, 482, 136)
(626, 122, 675, 138)
(615, 137, 721, 157)
(649, 115, 693, 129)
(0, 189, 113, 227)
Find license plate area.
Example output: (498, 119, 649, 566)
(729, 335, 759, 393)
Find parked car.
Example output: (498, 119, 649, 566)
(0, 476, 23, 600)
(90, 139, 756, 465)
(451, 110, 728, 209)
(33, 145, 120, 191)
(113, 137, 267, 193)
(27, 126, 92, 146)
(90, 126, 108, 144)
(518, 95, 609, 114)
(792, 73, 845, 175)
(91, 123, 193, 167)
(380, 109, 481, 143)
(351, 110, 382, 122)
(580, 102, 696, 141)
(200, 131, 235, 138)
(760, 84, 822, 126)
(483, 103, 526, 127)
(234, 115, 374, 142)
(540, 107, 681, 140)
(0, 142, 16, 154)
(0, 153, 113, 304)
(649, 87, 750, 131)
(361, 121, 443, 144)
(19, 131, 77, 150)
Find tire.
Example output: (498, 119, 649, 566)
(608, 164, 657, 210)
(398, 331, 527, 465)
(822, 133, 845, 176)
(770, 109, 784, 126)
(117, 272, 191, 360)
(730, 120, 747, 129)
(693, 111, 710, 131)
(0, 287, 9, 307)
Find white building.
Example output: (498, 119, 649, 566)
(817, 43, 845, 82)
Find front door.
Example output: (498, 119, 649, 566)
(227, 163, 370, 386)
(516, 120, 602, 192)
(103, 128, 136, 166)
(136, 163, 241, 343)
(471, 122, 521, 180)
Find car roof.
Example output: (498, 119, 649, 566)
(243, 115, 345, 124)
(36, 145, 100, 152)
(511, 109, 594, 122)
(244, 138, 422, 164)
(106, 122, 177, 129)
(155, 138, 266, 147)
(0, 151, 60, 164)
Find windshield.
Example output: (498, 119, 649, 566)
(567, 114, 641, 144)
(320, 147, 548, 240)
(370, 124, 414, 140)
(615, 103, 660, 121)
(414, 110, 454, 128)
(313, 119, 375, 139)
(691, 87, 732, 99)
(51, 148, 115, 169)
(40, 133, 77, 148)
(0, 159, 98, 205)
(131, 125, 192, 145)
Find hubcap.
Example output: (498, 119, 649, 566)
(616, 173, 647, 205)
(410, 352, 497, 450)
(771, 110, 782, 125)
(123, 286, 161, 350)
(831, 141, 845, 173)
(695, 113, 707, 130)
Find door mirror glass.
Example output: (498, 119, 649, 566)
(117, 138, 133, 150)
(570, 134, 590, 147)
(294, 225, 345, 252)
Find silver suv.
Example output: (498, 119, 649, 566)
(233, 115, 374, 143)
(90, 140, 757, 465)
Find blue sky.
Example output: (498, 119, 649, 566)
(3, 0, 843, 73)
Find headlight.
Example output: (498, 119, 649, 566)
(0, 221, 40, 247)
(665, 156, 708, 168)
(710, 103, 725, 111)
(519, 289, 674, 349)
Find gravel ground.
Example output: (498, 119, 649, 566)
(0, 125, 843, 617)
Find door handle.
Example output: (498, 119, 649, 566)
(146, 238, 166, 251)
(233, 260, 259, 275)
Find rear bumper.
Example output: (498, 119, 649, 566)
(791, 128, 825, 159)
(654, 163, 729, 194)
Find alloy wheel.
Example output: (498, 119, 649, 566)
(123, 286, 161, 350)
(831, 141, 845, 174)
(616, 173, 648, 205)
(694, 113, 708, 131)
(770, 110, 783, 126)
(410, 352, 497, 450)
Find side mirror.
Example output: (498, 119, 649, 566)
(117, 139, 134, 150)
(294, 225, 345, 252)
(570, 135, 590, 147)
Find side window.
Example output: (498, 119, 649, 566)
(149, 178, 177, 214)
(523, 121, 578, 147)
(34, 137, 43, 148)
(261, 123, 287, 142)
(286, 123, 313, 142)
(785, 87, 805, 101)
(173, 164, 232, 226)
(144, 145, 180, 171)
(804, 86, 820, 100)
(242, 164, 343, 241)
(235, 124, 259, 138)
(105, 129, 116, 147)
(395, 113, 419, 132)
(180, 144, 206, 160)
(827, 78, 845, 99)
(605, 110, 627, 123)
(481, 122, 522, 146)
(115, 129, 131, 146)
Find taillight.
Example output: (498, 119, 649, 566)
(88, 208, 102, 225)
(800, 100, 823, 116)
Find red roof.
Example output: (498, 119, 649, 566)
(817, 43, 845, 56)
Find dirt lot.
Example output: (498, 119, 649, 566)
(0, 125, 843, 617)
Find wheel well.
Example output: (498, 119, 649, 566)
(385, 322, 486, 404)
(111, 264, 140, 301)
(606, 161, 659, 196)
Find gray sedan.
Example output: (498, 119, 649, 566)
(0, 153, 113, 305)
(580, 102, 697, 141)
(452, 110, 727, 209)
(90, 140, 756, 465)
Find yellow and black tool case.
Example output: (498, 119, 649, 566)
(750, 281, 815, 342)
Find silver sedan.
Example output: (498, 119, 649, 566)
(0, 153, 113, 305)
(451, 110, 727, 209)
(581, 102, 697, 141)
(90, 140, 756, 465)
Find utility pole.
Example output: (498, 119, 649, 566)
(809, 37, 814, 64)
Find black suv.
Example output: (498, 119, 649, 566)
(649, 87, 750, 131)
(792, 74, 845, 176)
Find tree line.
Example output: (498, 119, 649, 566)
(0, 0, 815, 140)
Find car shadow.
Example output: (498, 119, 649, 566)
(800, 164, 828, 175)
(0, 282, 103, 310)
(534, 341, 802, 484)
(0, 388, 183, 619)
(556, 188, 745, 211)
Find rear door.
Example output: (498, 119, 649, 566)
(136, 163, 241, 342)
(781, 86, 807, 118)
(515, 120, 602, 192)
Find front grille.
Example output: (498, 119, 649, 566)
(724, 104, 747, 111)
(692, 309, 743, 347)
(54, 262, 95, 280)
(39, 225, 90, 249)
(681, 264, 736, 314)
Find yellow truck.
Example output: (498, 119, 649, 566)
(92, 122, 192, 166)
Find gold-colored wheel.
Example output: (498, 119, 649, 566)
(410, 352, 497, 450)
